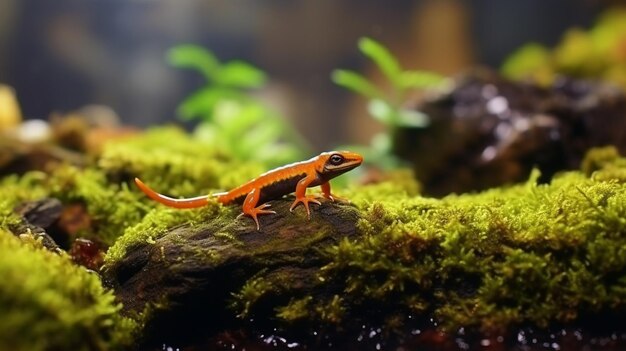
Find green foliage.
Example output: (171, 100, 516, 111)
(237, 148, 626, 333)
(168, 45, 266, 89)
(501, 43, 554, 85)
(333, 37, 448, 168)
(0, 230, 137, 350)
(333, 37, 447, 127)
(168, 44, 307, 168)
(502, 8, 626, 89)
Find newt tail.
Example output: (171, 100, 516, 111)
(134, 178, 210, 209)
(134, 151, 363, 230)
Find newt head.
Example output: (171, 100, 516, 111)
(315, 151, 363, 179)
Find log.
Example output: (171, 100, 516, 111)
(102, 198, 360, 345)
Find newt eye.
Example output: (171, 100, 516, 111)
(329, 154, 344, 166)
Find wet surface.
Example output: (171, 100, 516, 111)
(157, 323, 626, 351)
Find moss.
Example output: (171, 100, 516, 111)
(46, 165, 149, 245)
(0, 172, 50, 232)
(502, 8, 626, 89)
(582, 146, 626, 183)
(104, 199, 228, 265)
(0, 229, 137, 350)
(0, 126, 264, 248)
(252, 148, 626, 333)
(277, 296, 313, 321)
(4, 120, 626, 341)
(98, 126, 263, 194)
(231, 274, 274, 318)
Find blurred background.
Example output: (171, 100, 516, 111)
(0, 0, 612, 150)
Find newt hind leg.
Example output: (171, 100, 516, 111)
(240, 188, 276, 230)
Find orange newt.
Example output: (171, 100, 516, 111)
(134, 151, 363, 230)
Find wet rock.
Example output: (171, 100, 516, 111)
(11, 198, 63, 252)
(102, 198, 360, 346)
(14, 198, 63, 229)
(397, 69, 626, 196)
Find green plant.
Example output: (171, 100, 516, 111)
(168, 44, 308, 167)
(332, 37, 449, 168)
(501, 8, 626, 89)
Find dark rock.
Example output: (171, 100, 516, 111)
(11, 198, 63, 252)
(102, 198, 360, 346)
(10, 222, 61, 253)
(396, 69, 626, 196)
(14, 198, 63, 229)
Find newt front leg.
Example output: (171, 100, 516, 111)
(320, 182, 348, 203)
(289, 173, 321, 219)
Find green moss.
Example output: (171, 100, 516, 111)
(0, 200, 21, 231)
(98, 126, 263, 194)
(247, 148, 626, 333)
(0, 126, 264, 248)
(502, 8, 626, 89)
(277, 296, 313, 321)
(582, 146, 626, 183)
(46, 165, 148, 245)
(0, 229, 137, 350)
(104, 199, 228, 265)
(0, 164, 146, 246)
(0, 172, 50, 232)
(232, 274, 274, 318)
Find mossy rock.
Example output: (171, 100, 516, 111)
(100, 148, 626, 347)
(102, 198, 360, 346)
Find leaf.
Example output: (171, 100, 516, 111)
(368, 99, 429, 128)
(256, 143, 303, 168)
(399, 70, 447, 89)
(358, 37, 401, 85)
(167, 45, 221, 82)
(216, 102, 266, 136)
(176, 87, 248, 121)
(371, 133, 392, 153)
(367, 99, 394, 125)
(192, 123, 220, 143)
(501, 43, 551, 80)
(238, 123, 282, 156)
(396, 109, 430, 128)
(331, 69, 382, 99)
(215, 61, 267, 88)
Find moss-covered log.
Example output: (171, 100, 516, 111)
(2, 121, 626, 349)
(100, 147, 626, 348)
(102, 199, 360, 344)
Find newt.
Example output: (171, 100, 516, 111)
(134, 151, 363, 230)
